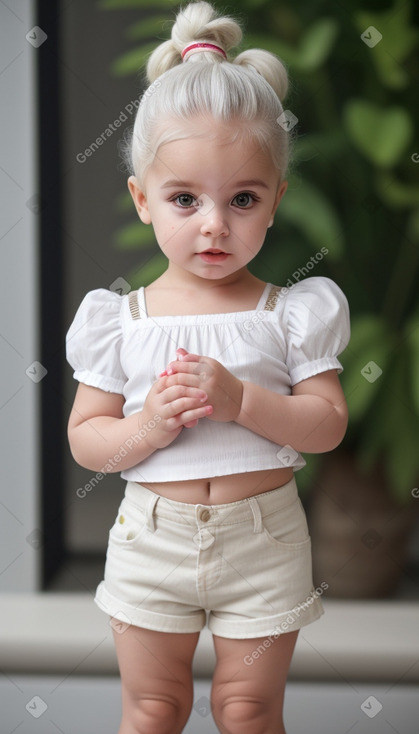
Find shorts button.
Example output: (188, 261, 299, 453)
(200, 508, 211, 523)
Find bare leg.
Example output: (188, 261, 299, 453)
(111, 619, 200, 734)
(211, 630, 298, 734)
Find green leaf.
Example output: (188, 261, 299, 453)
(375, 172, 419, 209)
(242, 33, 296, 64)
(355, 344, 419, 503)
(99, 0, 143, 7)
(382, 348, 419, 502)
(114, 221, 156, 250)
(293, 131, 346, 164)
(355, 383, 389, 474)
(385, 408, 419, 503)
(406, 317, 419, 416)
(127, 254, 167, 287)
(407, 209, 419, 243)
(111, 41, 159, 76)
(340, 315, 394, 421)
(355, 0, 419, 90)
(241, 0, 272, 8)
(297, 18, 339, 71)
(344, 100, 413, 168)
(246, 19, 339, 72)
(126, 16, 170, 40)
(99, 0, 175, 8)
(279, 178, 344, 258)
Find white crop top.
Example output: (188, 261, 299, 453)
(66, 277, 350, 482)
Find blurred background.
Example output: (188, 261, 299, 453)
(1, 0, 419, 731)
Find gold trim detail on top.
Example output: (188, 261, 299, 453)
(128, 285, 282, 319)
(128, 290, 141, 320)
(263, 286, 282, 311)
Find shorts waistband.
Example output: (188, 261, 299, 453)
(124, 477, 299, 531)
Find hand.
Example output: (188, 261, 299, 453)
(161, 348, 243, 423)
(141, 370, 213, 450)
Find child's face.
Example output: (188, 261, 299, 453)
(128, 118, 287, 282)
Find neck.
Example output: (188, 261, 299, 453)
(161, 263, 259, 293)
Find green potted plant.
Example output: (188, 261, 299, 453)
(101, 0, 419, 597)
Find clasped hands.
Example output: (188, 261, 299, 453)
(160, 347, 243, 427)
(141, 347, 244, 450)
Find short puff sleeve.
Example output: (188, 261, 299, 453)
(66, 289, 126, 394)
(283, 277, 350, 386)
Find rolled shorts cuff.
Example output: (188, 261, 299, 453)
(208, 593, 324, 639)
(94, 581, 207, 634)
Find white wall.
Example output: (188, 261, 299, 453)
(0, 0, 40, 590)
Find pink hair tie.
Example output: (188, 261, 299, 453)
(181, 42, 227, 61)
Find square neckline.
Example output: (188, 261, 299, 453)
(139, 281, 276, 319)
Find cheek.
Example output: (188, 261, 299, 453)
(243, 214, 269, 238)
(153, 219, 188, 251)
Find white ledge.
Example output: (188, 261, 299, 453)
(0, 594, 418, 682)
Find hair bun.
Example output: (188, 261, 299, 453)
(233, 49, 288, 103)
(146, 1, 242, 82)
(146, 2, 288, 104)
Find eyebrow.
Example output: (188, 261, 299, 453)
(160, 178, 269, 190)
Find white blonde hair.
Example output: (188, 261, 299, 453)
(126, 1, 292, 188)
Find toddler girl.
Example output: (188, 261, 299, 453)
(66, 2, 350, 732)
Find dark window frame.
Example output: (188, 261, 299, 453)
(37, 0, 65, 588)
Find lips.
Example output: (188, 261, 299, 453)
(198, 249, 230, 263)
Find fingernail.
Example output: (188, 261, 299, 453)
(159, 370, 167, 377)
(167, 367, 174, 375)
(200, 393, 207, 402)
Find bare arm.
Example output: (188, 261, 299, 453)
(68, 375, 213, 473)
(67, 385, 154, 472)
(236, 370, 348, 453)
(163, 350, 348, 454)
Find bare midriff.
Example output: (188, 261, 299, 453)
(138, 466, 294, 505)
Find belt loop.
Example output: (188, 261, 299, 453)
(145, 493, 159, 532)
(248, 497, 263, 534)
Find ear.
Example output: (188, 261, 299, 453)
(267, 179, 288, 228)
(128, 176, 151, 225)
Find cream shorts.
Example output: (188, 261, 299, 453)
(94, 477, 324, 639)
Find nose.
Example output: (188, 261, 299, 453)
(199, 203, 229, 237)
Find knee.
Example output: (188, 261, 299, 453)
(212, 697, 274, 734)
(128, 697, 187, 734)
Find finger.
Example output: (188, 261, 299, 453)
(166, 360, 201, 376)
(160, 356, 196, 375)
(156, 373, 202, 392)
(165, 404, 213, 431)
(163, 376, 207, 394)
(160, 357, 198, 377)
(165, 394, 211, 418)
(176, 348, 201, 363)
(176, 347, 189, 359)
(183, 419, 199, 428)
(174, 405, 214, 426)
(158, 348, 190, 376)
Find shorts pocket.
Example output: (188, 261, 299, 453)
(108, 497, 147, 548)
(262, 497, 311, 550)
